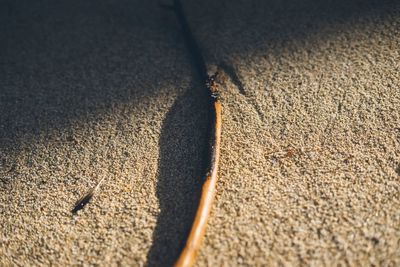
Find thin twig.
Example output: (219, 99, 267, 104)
(175, 74, 221, 267)
(71, 176, 106, 214)
(168, 1, 222, 266)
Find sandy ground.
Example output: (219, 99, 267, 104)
(1, 0, 399, 266)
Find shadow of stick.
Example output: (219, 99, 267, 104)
(146, 83, 210, 266)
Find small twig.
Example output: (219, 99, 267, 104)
(167, 1, 222, 266)
(175, 75, 221, 267)
(71, 176, 106, 214)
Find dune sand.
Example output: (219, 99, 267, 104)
(1, 0, 399, 266)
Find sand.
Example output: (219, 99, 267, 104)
(1, 0, 399, 266)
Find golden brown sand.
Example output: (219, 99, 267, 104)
(1, 0, 399, 266)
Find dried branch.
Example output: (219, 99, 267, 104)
(175, 75, 222, 267)
(71, 177, 105, 214)
(169, 1, 222, 266)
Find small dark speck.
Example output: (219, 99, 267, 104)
(8, 163, 17, 173)
(316, 228, 322, 238)
(26, 159, 33, 167)
(371, 237, 379, 245)
(395, 165, 400, 176)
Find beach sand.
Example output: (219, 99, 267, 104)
(1, 0, 399, 266)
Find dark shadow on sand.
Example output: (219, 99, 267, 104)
(146, 82, 210, 266)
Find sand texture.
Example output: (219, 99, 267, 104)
(1, 0, 399, 266)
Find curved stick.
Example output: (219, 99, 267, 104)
(167, 1, 223, 265)
(175, 79, 222, 267)
(72, 176, 106, 213)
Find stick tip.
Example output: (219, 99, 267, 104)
(71, 190, 95, 214)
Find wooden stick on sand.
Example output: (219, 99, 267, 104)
(167, 1, 223, 266)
